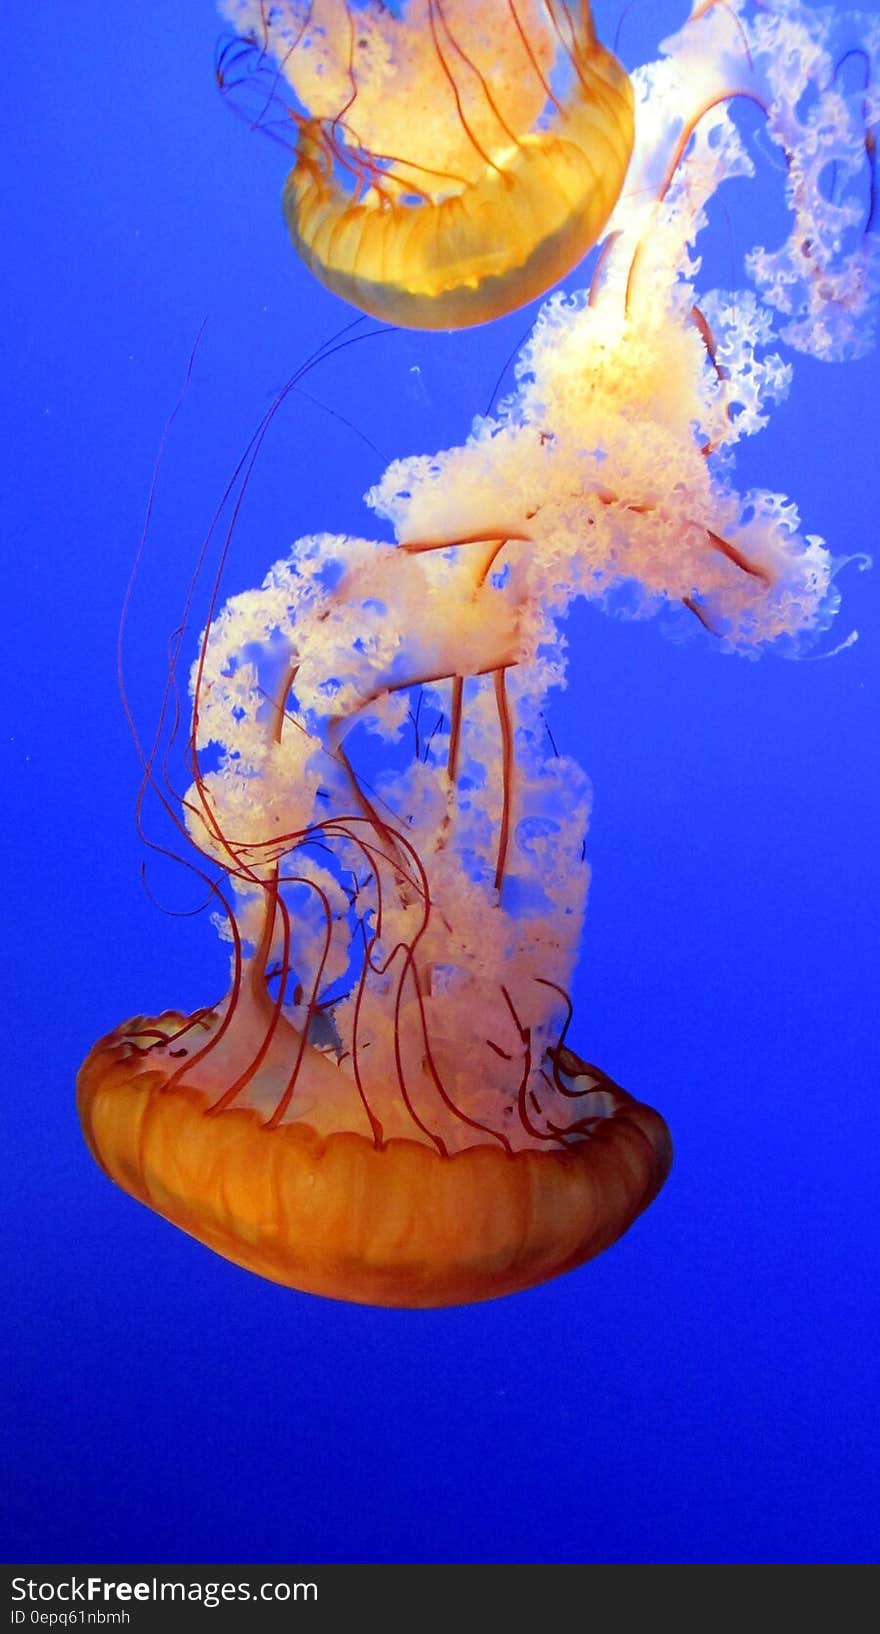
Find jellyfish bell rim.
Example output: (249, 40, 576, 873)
(284, 117, 631, 332)
(280, 34, 635, 331)
(77, 1017, 672, 1308)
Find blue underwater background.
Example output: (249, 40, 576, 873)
(4, 0, 879, 1565)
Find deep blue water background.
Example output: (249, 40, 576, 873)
(4, 0, 878, 1565)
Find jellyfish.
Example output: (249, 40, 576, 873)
(78, 0, 878, 1305)
(216, 0, 635, 326)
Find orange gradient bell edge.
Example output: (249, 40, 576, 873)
(79, 1027, 671, 1307)
(217, 0, 634, 327)
(78, 1, 879, 1305)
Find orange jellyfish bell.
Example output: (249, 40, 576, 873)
(78, 1028, 671, 1307)
(219, 0, 635, 328)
